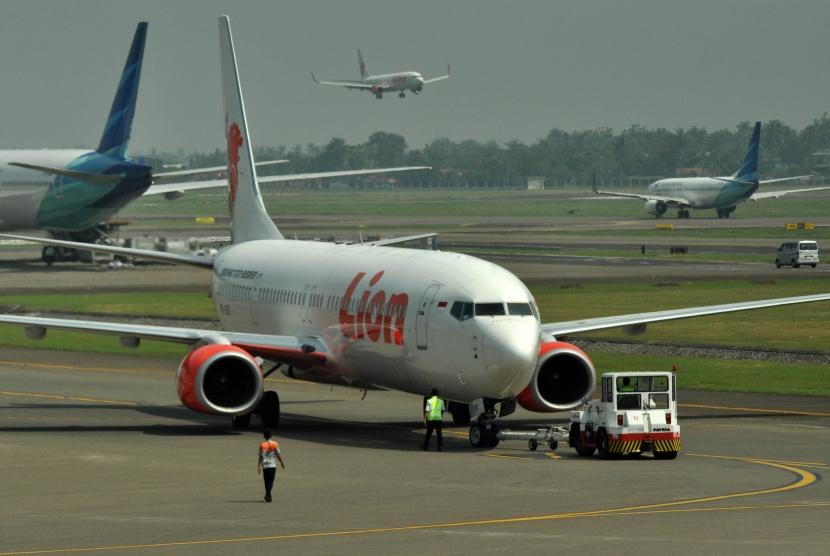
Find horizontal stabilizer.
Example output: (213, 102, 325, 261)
(9, 162, 124, 185)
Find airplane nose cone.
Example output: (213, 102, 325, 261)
(480, 319, 539, 398)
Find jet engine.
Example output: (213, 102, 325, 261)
(645, 199, 667, 216)
(176, 344, 263, 416)
(516, 341, 596, 412)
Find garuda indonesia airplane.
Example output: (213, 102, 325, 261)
(2, 17, 829, 449)
(0, 23, 428, 256)
(593, 122, 828, 219)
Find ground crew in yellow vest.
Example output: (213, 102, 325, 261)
(421, 388, 445, 451)
(257, 430, 285, 502)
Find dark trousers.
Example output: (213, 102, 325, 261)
(262, 467, 276, 499)
(422, 420, 443, 449)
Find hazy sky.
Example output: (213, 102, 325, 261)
(1, 0, 829, 155)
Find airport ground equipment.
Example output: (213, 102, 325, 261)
(569, 371, 679, 459)
(495, 425, 569, 451)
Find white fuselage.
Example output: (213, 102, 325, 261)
(0, 149, 87, 230)
(646, 177, 750, 210)
(363, 71, 424, 93)
(211, 239, 541, 402)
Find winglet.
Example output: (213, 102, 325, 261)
(310, 71, 319, 83)
(592, 173, 598, 193)
(96, 22, 148, 159)
(218, 16, 282, 243)
(357, 49, 369, 79)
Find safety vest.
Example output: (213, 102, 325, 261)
(427, 396, 443, 421)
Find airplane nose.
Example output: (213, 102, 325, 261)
(480, 319, 539, 398)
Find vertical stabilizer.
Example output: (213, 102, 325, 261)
(732, 121, 761, 182)
(357, 49, 369, 79)
(218, 16, 282, 243)
(96, 22, 148, 159)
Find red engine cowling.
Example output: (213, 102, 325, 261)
(176, 344, 263, 416)
(517, 341, 596, 412)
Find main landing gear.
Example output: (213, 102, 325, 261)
(676, 209, 690, 219)
(398, 91, 406, 98)
(233, 390, 280, 429)
(716, 206, 736, 219)
(232, 363, 282, 429)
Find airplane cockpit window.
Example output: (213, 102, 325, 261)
(507, 302, 534, 316)
(474, 303, 506, 316)
(450, 301, 473, 321)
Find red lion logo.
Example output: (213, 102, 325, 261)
(227, 121, 244, 206)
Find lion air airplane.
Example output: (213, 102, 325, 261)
(0, 23, 427, 250)
(311, 49, 449, 99)
(3, 16, 830, 448)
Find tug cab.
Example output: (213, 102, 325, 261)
(569, 371, 679, 459)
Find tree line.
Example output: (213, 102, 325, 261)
(140, 115, 830, 188)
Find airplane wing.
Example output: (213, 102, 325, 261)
(0, 314, 326, 369)
(759, 175, 814, 185)
(0, 233, 214, 268)
(151, 160, 289, 183)
(310, 72, 375, 90)
(541, 293, 830, 337)
(592, 189, 691, 206)
(422, 65, 451, 84)
(143, 166, 430, 196)
(749, 185, 830, 200)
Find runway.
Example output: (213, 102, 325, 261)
(1, 349, 827, 555)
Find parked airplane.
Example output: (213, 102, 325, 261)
(0, 23, 428, 255)
(593, 122, 827, 219)
(311, 49, 449, 99)
(3, 17, 830, 448)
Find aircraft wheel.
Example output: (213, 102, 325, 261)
(486, 423, 500, 448)
(812, 264, 817, 268)
(469, 424, 486, 448)
(259, 390, 280, 428)
(597, 429, 611, 459)
(232, 413, 251, 429)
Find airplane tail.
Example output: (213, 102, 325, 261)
(96, 22, 148, 159)
(732, 121, 761, 182)
(219, 16, 283, 244)
(357, 49, 369, 79)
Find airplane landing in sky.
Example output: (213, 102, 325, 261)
(593, 122, 828, 218)
(3, 17, 830, 449)
(311, 49, 449, 99)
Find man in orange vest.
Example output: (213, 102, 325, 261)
(257, 430, 285, 502)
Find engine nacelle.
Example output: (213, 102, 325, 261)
(516, 341, 596, 412)
(645, 199, 667, 216)
(176, 344, 263, 416)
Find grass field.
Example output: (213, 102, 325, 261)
(122, 187, 830, 220)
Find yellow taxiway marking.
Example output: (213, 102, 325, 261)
(0, 455, 819, 555)
(681, 402, 830, 418)
(0, 390, 136, 406)
(544, 452, 561, 460)
(482, 453, 534, 461)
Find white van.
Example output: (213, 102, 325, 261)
(775, 241, 819, 268)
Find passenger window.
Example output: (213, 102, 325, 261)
(507, 302, 533, 316)
(474, 303, 505, 316)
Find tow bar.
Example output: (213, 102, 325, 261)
(496, 425, 569, 451)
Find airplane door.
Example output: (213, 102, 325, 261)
(415, 284, 441, 350)
(249, 273, 264, 326)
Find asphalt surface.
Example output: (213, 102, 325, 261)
(0, 348, 828, 555)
